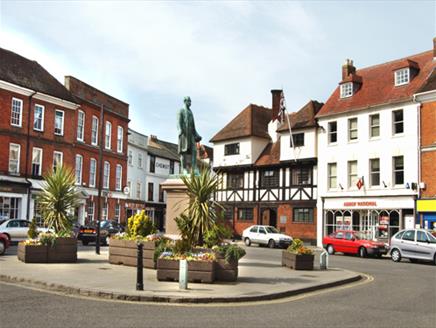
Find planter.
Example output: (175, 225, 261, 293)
(157, 258, 215, 283)
(214, 253, 238, 282)
(47, 237, 77, 263)
(282, 251, 314, 270)
(17, 244, 48, 263)
(109, 239, 156, 269)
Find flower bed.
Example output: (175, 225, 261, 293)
(108, 238, 156, 269)
(282, 239, 314, 270)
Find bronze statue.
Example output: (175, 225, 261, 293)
(177, 96, 202, 174)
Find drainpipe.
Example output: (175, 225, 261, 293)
(96, 104, 105, 255)
(25, 91, 37, 221)
(413, 95, 422, 227)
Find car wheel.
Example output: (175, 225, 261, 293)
(327, 244, 335, 255)
(268, 239, 275, 248)
(391, 248, 401, 262)
(359, 247, 367, 258)
(82, 240, 89, 246)
(244, 238, 251, 246)
(0, 240, 5, 255)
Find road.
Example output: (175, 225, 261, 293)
(1, 245, 435, 328)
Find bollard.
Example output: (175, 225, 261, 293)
(136, 243, 144, 291)
(179, 259, 188, 290)
(320, 249, 328, 270)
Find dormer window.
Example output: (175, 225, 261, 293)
(395, 68, 410, 86)
(340, 82, 353, 98)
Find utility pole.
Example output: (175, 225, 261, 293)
(96, 104, 105, 255)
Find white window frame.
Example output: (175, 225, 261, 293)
(102, 202, 108, 220)
(136, 182, 141, 199)
(31, 147, 43, 176)
(9, 143, 21, 174)
(75, 154, 83, 185)
(369, 158, 380, 187)
(392, 109, 404, 135)
(348, 117, 358, 141)
(89, 158, 97, 188)
(54, 110, 64, 136)
(328, 163, 337, 190)
(369, 114, 380, 138)
(393, 156, 404, 186)
(128, 150, 133, 166)
(103, 161, 110, 189)
(347, 160, 358, 189)
(117, 126, 123, 153)
(115, 203, 120, 223)
(138, 153, 143, 169)
(53, 151, 63, 172)
(91, 116, 99, 146)
(105, 121, 112, 150)
(33, 104, 45, 132)
(87, 201, 95, 222)
(328, 121, 337, 144)
(115, 164, 122, 191)
(340, 82, 353, 98)
(11, 98, 23, 127)
(395, 68, 410, 86)
(77, 110, 85, 142)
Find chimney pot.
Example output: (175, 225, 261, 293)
(271, 89, 282, 122)
(342, 58, 356, 80)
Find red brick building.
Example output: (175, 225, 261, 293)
(0, 48, 129, 225)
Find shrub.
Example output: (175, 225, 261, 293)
(39, 232, 57, 247)
(203, 222, 232, 248)
(287, 238, 304, 253)
(27, 218, 39, 239)
(127, 211, 156, 238)
(213, 244, 246, 263)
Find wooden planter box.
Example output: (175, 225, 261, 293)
(214, 253, 238, 282)
(108, 239, 156, 269)
(17, 244, 48, 263)
(282, 251, 314, 270)
(47, 237, 77, 263)
(18, 238, 77, 263)
(157, 258, 215, 283)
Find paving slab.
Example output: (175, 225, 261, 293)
(0, 247, 361, 303)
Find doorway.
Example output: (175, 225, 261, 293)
(261, 208, 277, 228)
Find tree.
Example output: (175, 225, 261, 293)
(179, 168, 223, 246)
(37, 165, 80, 234)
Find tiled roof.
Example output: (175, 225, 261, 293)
(255, 140, 281, 166)
(147, 137, 179, 162)
(0, 47, 76, 103)
(317, 50, 435, 118)
(210, 104, 271, 142)
(417, 68, 436, 93)
(277, 100, 323, 132)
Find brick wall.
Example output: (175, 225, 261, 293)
(420, 101, 436, 198)
(277, 204, 317, 243)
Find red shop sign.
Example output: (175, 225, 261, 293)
(343, 201, 377, 207)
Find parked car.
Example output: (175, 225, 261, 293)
(0, 219, 50, 242)
(0, 232, 10, 255)
(389, 229, 436, 265)
(77, 220, 124, 246)
(242, 225, 292, 248)
(322, 230, 389, 258)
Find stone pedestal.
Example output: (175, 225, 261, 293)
(161, 178, 189, 235)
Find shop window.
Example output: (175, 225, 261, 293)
(369, 114, 380, 138)
(393, 156, 404, 185)
(348, 118, 358, 141)
(291, 133, 304, 147)
(369, 158, 380, 187)
(224, 143, 240, 156)
(393, 110, 404, 135)
(238, 208, 253, 221)
(0, 197, 19, 220)
(227, 173, 244, 189)
(328, 121, 337, 143)
(260, 169, 279, 188)
(292, 167, 311, 185)
(293, 208, 314, 223)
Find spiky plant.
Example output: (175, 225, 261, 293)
(179, 168, 223, 246)
(37, 165, 80, 234)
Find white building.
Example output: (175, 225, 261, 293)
(316, 50, 434, 246)
(125, 129, 180, 231)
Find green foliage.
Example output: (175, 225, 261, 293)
(179, 168, 223, 246)
(153, 238, 173, 262)
(127, 210, 156, 238)
(287, 238, 304, 253)
(203, 222, 232, 248)
(172, 239, 192, 255)
(39, 232, 57, 247)
(27, 218, 39, 239)
(213, 244, 246, 263)
(175, 213, 195, 248)
(37, 165, 80, 233)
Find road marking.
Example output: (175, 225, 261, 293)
(0, 272, 374, 308)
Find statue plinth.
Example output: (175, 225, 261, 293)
(161, 178, 189, 237)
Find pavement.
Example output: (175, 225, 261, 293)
(0, 245, 361, 303)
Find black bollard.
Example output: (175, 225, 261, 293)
(136, 243, 144, 291)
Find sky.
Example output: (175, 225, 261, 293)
(1, 1, 435, 146)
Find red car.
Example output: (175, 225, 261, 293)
(0, 232, 10, 255)
(322, 230, 389, 258)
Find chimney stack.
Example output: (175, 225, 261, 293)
(271, 89, 282, 122)
(433, 37, 436, 60)
(342, 59, 356, 80)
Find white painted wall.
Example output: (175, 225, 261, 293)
(280, 128, 317, 161)
(213, 137, 270, 167)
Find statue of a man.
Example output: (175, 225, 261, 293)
(177, 96, 202, 174)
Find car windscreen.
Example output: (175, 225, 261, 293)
(265, 226, 279, 234)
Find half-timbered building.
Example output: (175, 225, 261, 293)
(211, 90, 323, 244)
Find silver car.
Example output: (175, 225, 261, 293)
(0, 219, 50, 242)
(389, 229, 436, 265)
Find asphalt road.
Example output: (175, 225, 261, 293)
(1, 245, 435, 328)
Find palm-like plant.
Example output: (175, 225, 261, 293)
(37, 165, 80, 234)
(179, 168, 223, 246)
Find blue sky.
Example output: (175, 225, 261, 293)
(1, 1, 435, 145)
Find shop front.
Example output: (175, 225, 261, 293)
(323, 196, 415, 242)
(0, 177, 30, 221)
(417, 199, 436, 232)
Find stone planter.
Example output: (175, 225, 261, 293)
(282, 251, 314, 270)
(108, 239, 156, 269)
(47, 237, 77, 263)
(157, 258, 215, 283)
(17, 244, 48, 263)
(215, 253, 238, 282)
